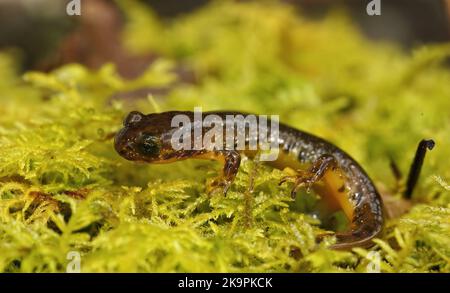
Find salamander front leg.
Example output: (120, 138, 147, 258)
(280, 154, 338, 198)
(205, 150, 241, 195)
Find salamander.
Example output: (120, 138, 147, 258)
(114, 110, 384, 250)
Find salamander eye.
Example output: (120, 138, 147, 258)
(124, 111, 144, 126)
(138, 133, 160, 156)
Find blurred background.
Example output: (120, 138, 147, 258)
(0, 0, 449, 76)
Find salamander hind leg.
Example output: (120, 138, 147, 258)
(280, 154, 338, 199)
(279, 154, 381, 249)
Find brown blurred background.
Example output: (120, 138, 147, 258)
(0, 0, 449, 74)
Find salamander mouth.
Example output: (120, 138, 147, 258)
(114, 129, 139, 161)
(117, 142, 139, 161)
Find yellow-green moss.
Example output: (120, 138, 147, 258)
(0, 0, 449, 272)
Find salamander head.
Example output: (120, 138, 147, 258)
(114, 111, 169, 162)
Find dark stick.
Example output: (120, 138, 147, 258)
(389, 156, 403, 181)
(404, 139, 435, 199)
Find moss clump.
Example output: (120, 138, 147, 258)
(1, 0, 449, 272)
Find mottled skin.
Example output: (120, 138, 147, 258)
(114, 111, 384, 250)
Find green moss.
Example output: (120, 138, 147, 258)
(0, 0, 449, 272)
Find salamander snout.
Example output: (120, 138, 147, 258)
(114, 127, 137, 161)
(115, 126, 162, 162)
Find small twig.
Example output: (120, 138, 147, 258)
(404, 139, 435, 199)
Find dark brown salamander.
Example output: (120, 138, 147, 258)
(114, 111, 384, 250)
